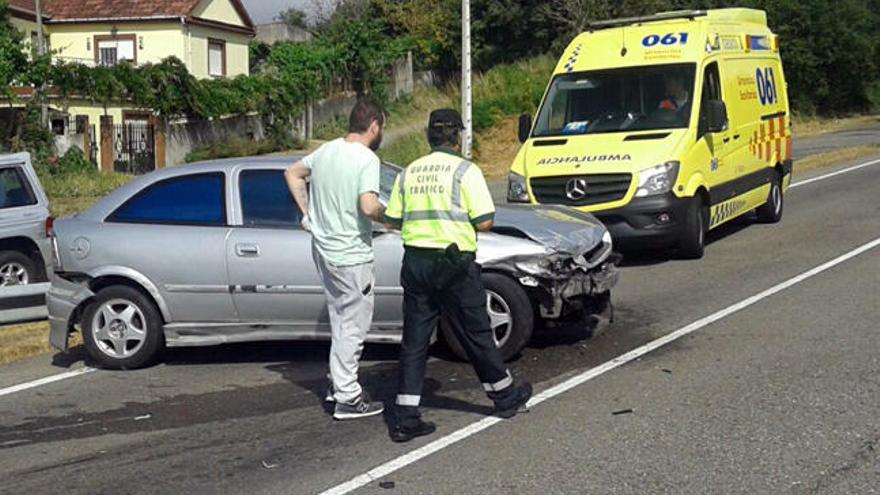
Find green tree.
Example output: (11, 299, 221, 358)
(0, 1, 27, 100)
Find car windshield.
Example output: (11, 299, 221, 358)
(532, 63, 697, 137)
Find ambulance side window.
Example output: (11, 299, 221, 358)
(698, 62, 723, 139)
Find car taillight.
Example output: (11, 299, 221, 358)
(45, 216, 54, 237)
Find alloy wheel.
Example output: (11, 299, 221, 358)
(91, 299, 148, 359)
(486, 290, 513, 348)
(0, 262, 29, 286)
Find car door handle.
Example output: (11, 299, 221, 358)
(235, 243, 260, 257)
(723, 136, 731, 143)
(733, 134, 740, 140)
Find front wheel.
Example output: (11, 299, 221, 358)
(82, 285, 165, 369)
(756, 172, 784, 223)
(440, 273, 534, 362)
(678, 196, 708, 259)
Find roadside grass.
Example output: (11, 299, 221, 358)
(792, 114, 880, 138)
(0, 321, 80, 366)
(39, 172, 134, 218)
(794, 144, 880, 174)
(378, 131, 431, 165)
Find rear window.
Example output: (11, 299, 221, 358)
(239, 169, 303, 228)
(0, 167, 37, 209)
(108, 173, 226, 226)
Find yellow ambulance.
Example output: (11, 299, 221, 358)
(508, 8, 791, 258)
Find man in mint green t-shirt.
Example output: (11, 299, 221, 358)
(285, 99, 386, 420)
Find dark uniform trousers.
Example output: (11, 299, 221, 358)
(396, 247, 515, 426)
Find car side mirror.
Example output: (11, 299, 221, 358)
(518, 113, 532, 143)
(706, 100, 728, 133)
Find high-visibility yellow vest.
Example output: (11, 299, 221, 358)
(385, 148, 495, 252)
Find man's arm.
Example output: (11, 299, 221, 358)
(359, 192, 386, 223)
(285, 161, 311, 229)
(474, 219, 494, 232)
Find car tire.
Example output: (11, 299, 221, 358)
(756, 172, 784, 223)
(82, 285, 165, 370)
(0, 250, 37, 286)
(678, 196, 708, 259)
(440, 273, 534, 362)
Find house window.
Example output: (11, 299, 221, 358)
(95, 35, 137, 66)
(208, 38, 226, 77)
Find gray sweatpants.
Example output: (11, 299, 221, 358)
(312, 244, 375, 404)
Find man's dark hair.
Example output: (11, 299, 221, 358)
(348, 98, 385, 133)
(427, 125, 460, 148)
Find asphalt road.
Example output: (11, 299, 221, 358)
(0, 153, 879, 494)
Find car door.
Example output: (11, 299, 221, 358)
(227, 167, 404, 333)
(226, 167, 327, 331)
(100, 171, 235, 322)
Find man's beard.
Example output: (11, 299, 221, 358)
(369, 131, 383, 151)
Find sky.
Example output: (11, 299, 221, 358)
(241, 0, 327, 23)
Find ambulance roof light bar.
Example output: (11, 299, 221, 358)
(588, 10, 708, 31)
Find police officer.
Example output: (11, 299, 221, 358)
(384, 109, 532, 443)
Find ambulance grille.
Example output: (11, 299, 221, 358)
(530, 174, 632, 207)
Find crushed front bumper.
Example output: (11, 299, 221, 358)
(529, 257, 620, 319)
(47, 277, 94, 351)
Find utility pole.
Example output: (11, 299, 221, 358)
(34, 0, 48, 126)
(461, 0, 472, 159)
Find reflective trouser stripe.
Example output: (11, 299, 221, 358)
(396, 394, 421, 407)
(482, 372, 513, 392)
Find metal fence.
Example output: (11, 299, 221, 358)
(0, 283, 49, 326)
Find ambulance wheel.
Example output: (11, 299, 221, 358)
(440, 273, 534, 362)
(678, 196, 708, 259)
(756, 172, 784, 223)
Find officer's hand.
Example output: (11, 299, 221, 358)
(301, 215, 312, 232)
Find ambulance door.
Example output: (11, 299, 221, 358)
(696, 61, 734, 193)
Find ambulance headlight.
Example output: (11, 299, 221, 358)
(507, 172, 530, 203)
(635, 161, 680, 197)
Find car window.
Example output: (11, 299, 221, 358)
(239, 169, 303, 228)
(109, 173, 226, 226)
(0, 167, 37, 209)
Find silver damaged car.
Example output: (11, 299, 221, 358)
(48, 158, 619, 368)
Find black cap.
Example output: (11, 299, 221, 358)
(428, 109, 464, 129)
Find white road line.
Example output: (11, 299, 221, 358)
(0, 367, 95, 398)
(318, 236, 880, 495)
(790, 158, 880, 189)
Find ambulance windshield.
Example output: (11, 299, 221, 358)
(532, 63, 697, 137)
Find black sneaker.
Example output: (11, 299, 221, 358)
(333, 394, 384, 420)
(325, 384, 335, 403)
(493, 382, 533, 419)
(390, 419, 437, 443)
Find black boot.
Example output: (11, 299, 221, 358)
(391, 418, 437, 443)
(491, 382, 533, 419)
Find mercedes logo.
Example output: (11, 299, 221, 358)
(565, 178, 588, 201)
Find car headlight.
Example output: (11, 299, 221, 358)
(635, 161, 680, 197)
(507, 172, 530, 203)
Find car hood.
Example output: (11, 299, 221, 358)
(486, 204, 611, 266)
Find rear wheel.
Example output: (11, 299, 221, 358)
(82, 285, 165, 369)
(756, 172, 784, 223)
(440, 273, 534, 362)
(678, 196, 708, 259)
